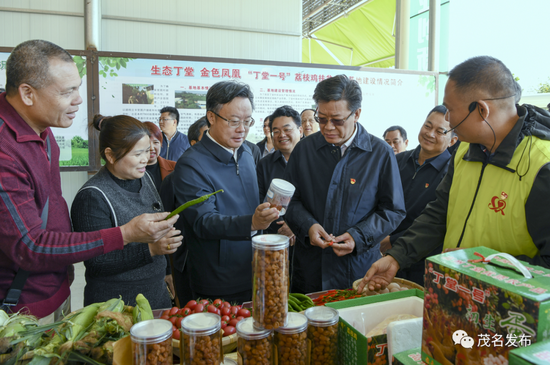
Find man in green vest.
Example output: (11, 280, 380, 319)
(358, 55, 550, 293)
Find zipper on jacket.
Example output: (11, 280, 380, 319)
(456, 162, 488, 248)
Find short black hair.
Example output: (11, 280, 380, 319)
(300, 108, 316, 115)
(206, 81, 255, 113)
(383, 126, 408, 141)
(448, 56, 519, 101)
(427, 105, 447, 118)
(160, 106, 180, 125)
(188, 116, 210, 143)
(6, 40, 73, 96)
(269, 105, 301, 132)
(313, 75, 362, 111)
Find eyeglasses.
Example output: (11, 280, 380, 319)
(210, 110, 255, 128)
(159, 117, 174, 123)
(272, 127, 297, 137)
(314, 109, 356, 126)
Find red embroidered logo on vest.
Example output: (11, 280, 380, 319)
(488, 192, 508, 215)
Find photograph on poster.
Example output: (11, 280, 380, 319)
(122, 83, 154, 104)
(175, 90, 207, 109)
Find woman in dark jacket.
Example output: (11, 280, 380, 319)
(71, 115, 183, 308)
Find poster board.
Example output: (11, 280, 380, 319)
(0, 48, 437, 170)
(97, 54, 438, 146)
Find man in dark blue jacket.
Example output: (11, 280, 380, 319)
(284, 75, 406, 293)
(159, 106, 191, 161)
(173, 81, 279, 303)
(379, 105, 457, 285)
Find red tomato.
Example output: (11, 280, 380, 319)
(229, 318, 240, 327)
(169, 317, 178, 325)
(213, 298, 223, 307)
(178, 308, 191, 316)
(199, 299, 210, 306)
(160, 314, 170, 320)
(220, 307, 231, 316)
(234, 305, 242, 310)
(172, 325, 177, 332)
(162, 310, 170, 317)
(193, 304, 204, 313)
(221, 315, 231, 323)
(237, 308, 251, 318)
(236, 316, 244, 322)
(173, 329, 181, 340)
(176, 317, 185, 328)
(185, 300, 197, 310)
(229, 306, 239, 316)
(207, 304, 219, 314)
(169, 307, 179, 316)
(223, 325, 236, 337)
(221, 301, 231, 308)
(221, 321, 227, 329)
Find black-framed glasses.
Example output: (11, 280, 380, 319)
(209, 110, 255, 128)
(314, 109, 356, 126)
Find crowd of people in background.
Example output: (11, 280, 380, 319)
(2, 39, 550, 321)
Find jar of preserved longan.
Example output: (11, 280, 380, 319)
(130, 319, 173, 365)
(305, 307, 339, 365)
(236, 317, 273, 365)
(274, 312, 308, 365)
(252, 234, 289, 330)
(180, 312, 223, 365)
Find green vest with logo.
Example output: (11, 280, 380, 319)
(443, 136, 550, 257)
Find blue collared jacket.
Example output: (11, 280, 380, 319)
(172, 136, 259, 296)
(284, 123, 406, 291)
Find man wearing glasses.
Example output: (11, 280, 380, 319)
(256, 105, 303, 241)
(284, 75, 406, 293)
(158, 106, 190, 161)
(172, 81, 279, 303)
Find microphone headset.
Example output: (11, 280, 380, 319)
(443, 94, 516, 135)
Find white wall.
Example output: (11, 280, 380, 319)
(0, 1, 302, 63)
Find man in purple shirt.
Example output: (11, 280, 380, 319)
(0, 40, 178, 320)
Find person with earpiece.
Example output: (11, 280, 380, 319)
(358, 55, 550, 293)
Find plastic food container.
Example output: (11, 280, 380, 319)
(263, 178, 295, 215)
(305, 307, 339, 365)
(236, 318, 273, 365)
(130, 319, 172, 365)
(252, 234, 289, 330)
(180, 313, 223, 365)
(274, 312, 308, 365)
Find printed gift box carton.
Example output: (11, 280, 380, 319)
(422, 247, 550, 365)
(394, 348, 427, 365)
(509, 339, 550, 364)
(326, 289, 424, 365)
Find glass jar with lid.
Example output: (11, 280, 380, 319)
(236, 317, 273, 365)
(305, 306, 339, 365)
(130, 319, 172, 365)
(180, 312, 222, 365)
(252, 234, 289, 330)
(274, 312, 308, 365)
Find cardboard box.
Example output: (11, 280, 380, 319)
(509, 340, 550, 364)
(393, 348, 427, 365)
(326, 289, 424, 365)
(422, 247, 550, 365)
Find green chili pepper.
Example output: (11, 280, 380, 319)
(165, 189, 224, 220)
